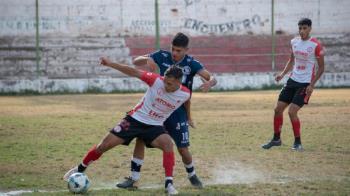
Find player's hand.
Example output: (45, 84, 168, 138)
(188, 118, 196, 129)
(306, 85, 314, 96)
(199, 77, 211, 93)
(275, 73, 284, 82)
(100, 57, 112, 67)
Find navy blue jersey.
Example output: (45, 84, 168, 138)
(150, 50, 204, 91)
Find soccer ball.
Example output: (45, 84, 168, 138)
(67, 172, 90, 194)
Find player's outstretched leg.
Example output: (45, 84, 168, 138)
(64, 133, 124, 181)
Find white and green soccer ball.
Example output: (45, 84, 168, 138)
(67, 172, 90, 194)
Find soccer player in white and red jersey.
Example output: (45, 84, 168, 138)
(262, 18, 325, 151)
(64, 57, 191, 195)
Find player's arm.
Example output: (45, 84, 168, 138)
(133, 55, 158, 73)
(100, 57, 142, 78)
(184, 99, 195, 128)
(306, 49, 325, 95)
(197, 69, 217, 92)
(276, 49, 294, 82)
(132, 55, 148, 66)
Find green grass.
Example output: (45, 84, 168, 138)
(0, 89, 350, 195)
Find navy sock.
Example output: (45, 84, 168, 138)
(165, 179, 173, 188)
(131, 160, 142, 172)
(78, 164, 86, 173)
(273, 133, 280, 141)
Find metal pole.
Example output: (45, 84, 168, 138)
(271, 0, 276, 71)
(155, 0, 160, 50)
(35, 0, 40, 77)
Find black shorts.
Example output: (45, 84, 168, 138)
(278, 78, 311, 107)
(110, 115, 166, 147)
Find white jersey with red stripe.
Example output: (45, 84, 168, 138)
(129, 71, 191, 126)
(290, 37, 324, 83)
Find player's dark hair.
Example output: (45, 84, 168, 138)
(165, 65, 183, 80)
(298, 18, 312, 27)
(172, 32, 189, 48)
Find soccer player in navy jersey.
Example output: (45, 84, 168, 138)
(262, 18, 325, 151)
(117, 33, 217, 189)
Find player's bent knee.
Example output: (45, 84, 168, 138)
(274, 106, 285, 115)
(288, 109, 298, 118)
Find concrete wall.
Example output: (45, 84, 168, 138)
(0, 0, 349, 92)
(1, 0, 349, 37)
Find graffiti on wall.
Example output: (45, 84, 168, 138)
(184, 15, 268, 34)
(128, 20, 172, 33)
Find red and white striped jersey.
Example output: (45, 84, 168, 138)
(129, 71, 191, 126)
(290, 37, 324, 83)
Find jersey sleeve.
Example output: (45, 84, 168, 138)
(149, 50, 162, 66)
(191, 59, 204, 74)
(315, 41, 324, 57)
(140, 71, 159, 86)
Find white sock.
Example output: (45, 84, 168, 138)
(132, 157, 144, 165)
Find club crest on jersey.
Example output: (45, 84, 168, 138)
(307, 47, 313, 53)
(182, 66, 191, 75)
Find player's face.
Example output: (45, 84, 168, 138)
(164, 76, 181, 92)
(171, 45, 188, 62)
(298, 25, 311, 40)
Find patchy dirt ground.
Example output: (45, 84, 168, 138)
(0, 89, 349, 195)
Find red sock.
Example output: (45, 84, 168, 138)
(291, 119, 301, 138)
(82, 145, 102, 166)
(163, 151, 175, 177)
(274, 115, 283, 138)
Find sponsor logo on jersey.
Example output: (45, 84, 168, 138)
(155, 97, 176, 109)
(295, 50, 309, 58)
(148, 110, 164, 119)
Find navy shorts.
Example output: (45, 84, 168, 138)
(278, 78, 311, 108)
(110, 115, 166, 147)
(164, 106, 190, 148)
